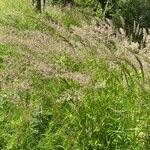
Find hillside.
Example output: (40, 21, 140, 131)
(0, 1, 150, 149)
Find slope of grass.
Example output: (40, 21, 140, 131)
(0, 1, 150, 150)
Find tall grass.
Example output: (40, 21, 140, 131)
(0, 1, 150, 150)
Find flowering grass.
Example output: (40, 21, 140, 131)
(0, 1, 150, 149)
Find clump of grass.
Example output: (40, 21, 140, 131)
(0, 1, 150, 150)
(0, 0, 36, 29)
(50, 52, 84, 72)
(1, 41, 149, 149)
(43, 4, 81, 28)
(61, 9, 80, 28)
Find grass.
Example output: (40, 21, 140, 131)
(0, 0, 150, 150)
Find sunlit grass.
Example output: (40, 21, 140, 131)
(0, 1, 150, 150)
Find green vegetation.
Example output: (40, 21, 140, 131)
(0, 0, 150, 149)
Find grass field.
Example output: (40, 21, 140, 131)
(0, 0, 150, 149)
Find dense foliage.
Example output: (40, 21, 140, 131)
(0, 0, 150, 149)
(48, 0, 150, 29)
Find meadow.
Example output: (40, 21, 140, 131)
(0, 0, 150, 149)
